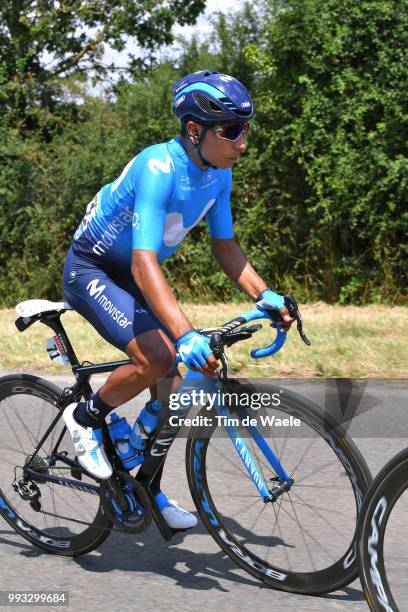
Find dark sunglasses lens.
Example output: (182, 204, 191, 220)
(218, 123, 249, 140)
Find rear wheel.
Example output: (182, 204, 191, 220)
(0, 374, 112, 556)
(186, 381, 372, 594)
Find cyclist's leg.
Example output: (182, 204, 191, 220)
(62, 252, 197, 526)
(61, 252, 175, 472)
(63, 249, 177, 420)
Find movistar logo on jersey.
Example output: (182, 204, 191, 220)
(92, 207, 133, 256)
(148, 155, 175, 176)
(201, 172, 217, 189)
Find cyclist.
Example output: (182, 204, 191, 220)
(62, 70, 293, 529)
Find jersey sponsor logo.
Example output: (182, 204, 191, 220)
(132, 212, 140, 229)
(86, 279, 140, 328)
(148, 154, 175, 176)
(87, 279, 106, 299)
(163, 198, 216, 247)
(201, 171, 217, 189)
(179, 176, 196, 192)
(74, 193, 99, 240)
(92, 207, 133, 256)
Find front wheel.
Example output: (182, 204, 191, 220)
(186, 381, 372, 594)
(358, 447, 408, 612)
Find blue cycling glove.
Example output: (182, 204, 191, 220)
(175, 330, 213, 370)
(256, 289, 285, 311)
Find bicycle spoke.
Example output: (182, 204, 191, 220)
(1, 399, 26, 455)
(14, 407, 38, 449)
(287, 492, 318, 573)
(210, 442, 252, 483)
(294, 457, 342, 484)
(280, 494, 352, 519)
(290, 488, 350, 537)
(288, 435, 319, 480)
(276, 500, 337, 559)
(269, 496, 291, 571)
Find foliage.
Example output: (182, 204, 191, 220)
(0, 0, 205, 133)
(245, 0, 408, 302)
(0, 0, 406, 306)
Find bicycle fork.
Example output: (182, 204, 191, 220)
(186, 371, 294, 503)
(216, 403, 294, 503)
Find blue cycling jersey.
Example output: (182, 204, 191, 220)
(72, 137, 234, 269)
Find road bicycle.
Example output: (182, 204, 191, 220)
(0, 295, 372, 595)
(358, 447, 408, 611)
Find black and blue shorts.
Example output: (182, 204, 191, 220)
(62, 247, 172, 353)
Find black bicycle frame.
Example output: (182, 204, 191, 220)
(24, 311, 184, 539)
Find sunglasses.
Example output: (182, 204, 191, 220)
(212, 123, 250, 142)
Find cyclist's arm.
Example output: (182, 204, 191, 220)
(211, 237, 293, 331)
(206, 172, 267, 298)
(131, 249, 192, 340)
(210, 237, 267, 299)
(131, 250, 219, 373)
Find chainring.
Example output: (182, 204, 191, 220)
(100, 471, 151, 534)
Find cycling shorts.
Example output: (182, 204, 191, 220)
(62, 247, 172, 353)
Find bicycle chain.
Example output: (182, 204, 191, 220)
(38, 507, 133, 534)
(26, 469, 125, 532)
(37, 470, 151, 534)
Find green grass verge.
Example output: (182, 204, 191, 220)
(1, 303, 407, 377)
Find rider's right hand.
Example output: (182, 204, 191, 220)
(175, 330, 219, 375)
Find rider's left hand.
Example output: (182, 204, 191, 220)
(256, 289, 294, 332)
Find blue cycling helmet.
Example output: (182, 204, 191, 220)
(172, 70, 253, 168)
(173, 70, 254, 124)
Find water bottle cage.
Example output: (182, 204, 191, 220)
(115, 436, 145, 453)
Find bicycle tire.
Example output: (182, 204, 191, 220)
(0, 374, 112, 556)
(357, 447, 408, 612)
(186, 380, 372, 594)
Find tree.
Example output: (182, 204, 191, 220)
(0, 0, 205, 133)
(245, 0, 408, 302)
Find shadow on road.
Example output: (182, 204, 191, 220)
(0, 518, 365, 602)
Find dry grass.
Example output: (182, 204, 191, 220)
(1, 303, 407, 377)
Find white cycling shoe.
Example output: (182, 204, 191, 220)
(63, 403, 113, 480)
(160, 498, 198, 530)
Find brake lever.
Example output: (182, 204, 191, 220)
(209, 332, 223, 359)
(284, 293, 311, 346)
(209, 332, 229, 379)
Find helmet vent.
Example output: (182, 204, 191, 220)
(219, 96, 251, 116)
(193, 93, 223, 114)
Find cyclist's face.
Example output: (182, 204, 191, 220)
(187, 121, 248, 169)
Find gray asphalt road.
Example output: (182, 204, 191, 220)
(0, 375, 406, 612)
